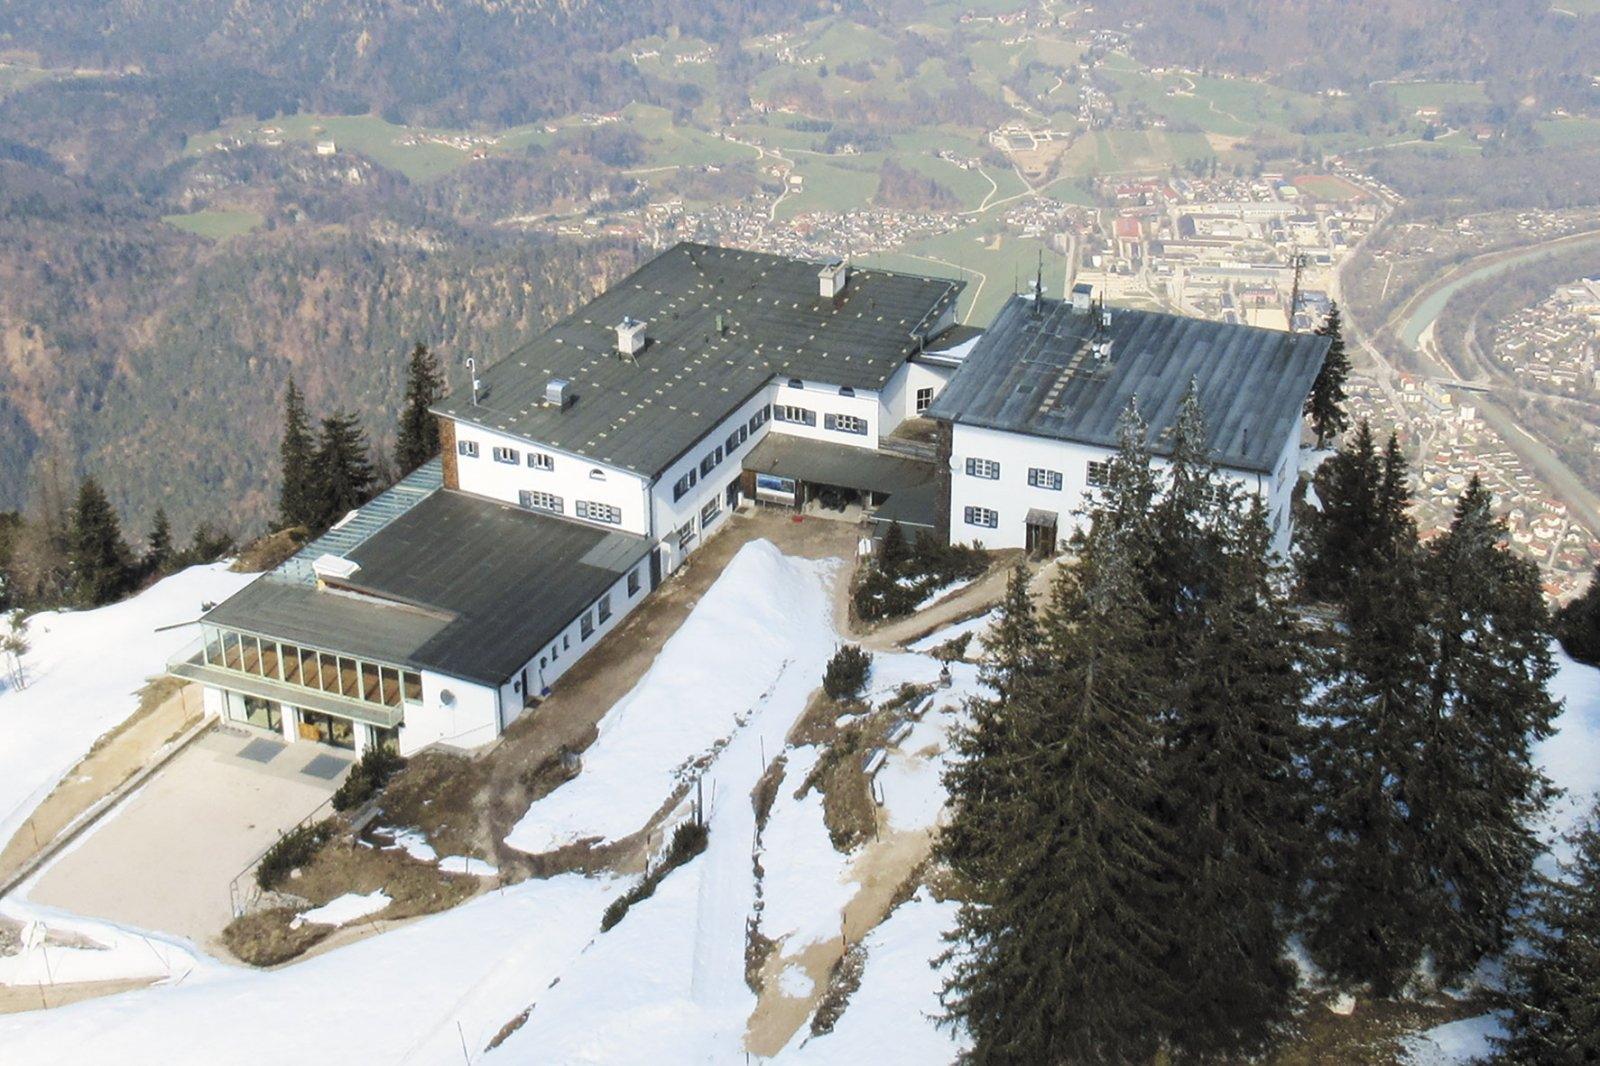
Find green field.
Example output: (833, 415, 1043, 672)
(862, 225, 1063, 327)
(1536, 118, 1600, 145)
(1389, 81, 1490, 109)
(162, 209, 265, 240)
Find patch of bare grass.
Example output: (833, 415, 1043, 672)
(222, 907, 332, 967)
(1268, 992, 1498, 1066)
(379, 750, 493, 861)
(231, 528, 306, 573)
(809, 941, 868, 1036)
(745, 920, 778, 994)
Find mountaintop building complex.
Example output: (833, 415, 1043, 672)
(172, 245, 1327, 756)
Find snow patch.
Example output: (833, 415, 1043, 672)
(1401, 1012, 1506, 1065)
(385, 828, 437, 864)
(505, 540, 836, 855)
(439, 855, 498, 877)
(300, 891, 390, 927)
(779, 965, 815, 997)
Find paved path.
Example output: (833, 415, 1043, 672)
(27, 729, 344, 948)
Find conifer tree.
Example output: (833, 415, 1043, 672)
(940, 523, 1175, 1065)
(394, 342, 445, 477)
(1306, 474, 1559, 993)
(1493, 799, 1600, 1066)
(1306, 302, 1351, 448)
(145, 507, 173, 577)
(311, 410, 378, 531)
(1411, 476, 1559, 979)
(1300, 421, 1412, 605)
(278, 379, 317, 530)
(1140, 391, 1309, 1057)
(67, 476, 134, 607)
(1155, 496, 1310, 1059)
(1555, 566, 1600, 665)
(878, 519, 911, 574)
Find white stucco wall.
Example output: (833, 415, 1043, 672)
(503, 560, 645, 707)
(769, 379, 881, 450)
(649, 388, 776, 573)
(879, 361, 954, 436)
(450, 419, 652, 537)
(402, 672, 501, 754)
(947, 423, 1294, 554)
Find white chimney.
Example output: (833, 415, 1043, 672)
(616, 316, 646, 357)
(1071, 283, 1093, 314)
(818, 259, 848, 299)
(546, 378, 572, 407)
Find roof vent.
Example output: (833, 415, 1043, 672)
(616, 316, 646, 358)
(819, 258, 849, 299)
(312, 554, 360, 582)
(1101, 309, 1113, 329)
(546, 378, 572, 407)
(1071, 283, 1093, 314)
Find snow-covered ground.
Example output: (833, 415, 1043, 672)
(3, 550, 1594, 1066)
(0, 563, 255, 852)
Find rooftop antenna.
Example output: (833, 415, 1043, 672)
(1032, 250, 1044, 318)
(466, 356, 480, 406)
(1287, 251, 1308, 333)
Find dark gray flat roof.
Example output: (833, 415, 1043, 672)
(435, 242, 963, 478)
(744, 434, 940, 529)
(744, 434, 937, 496)
(926, 295, 1328, 473)
(205, 490, 651, 686)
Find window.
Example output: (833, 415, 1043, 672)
(627, 568, 641, 597)
(576, 500, 622, 525)
(492, 446, 519, 464)
(838, 386, 855, 397)
(787, 377, 805, 389)
(725, 425, 748, 454)
(701, 497, 722, 527)
(672, 470, 698, 501)
(1086, 460, 1111, 487)
(966, 457, 1000, 480)
(597, 593, 612, 623)
(748, 406, 771, 433)
(589, 468, 607, 481)
(528, 452, 554, 470)
(915, 387, 935, 414)
(964, 506, 999, 528)
(824, 413, 868, 435)
(580, 612, 595, 640)
(403, 671, 422, 704)
(519, 489, 563, 514)
(457, 440, 479, 458)
(700, 446, 723, 477)
(775, 405, 816, 426)
(1028, 467, 1064, 491)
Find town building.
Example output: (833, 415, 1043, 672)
(928, 283, 1329, 557)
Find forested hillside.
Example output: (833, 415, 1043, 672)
(1093, 0, 1600, 107)
(0, 147, 637, 537)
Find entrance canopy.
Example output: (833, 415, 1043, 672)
(743, 434, 940, 529)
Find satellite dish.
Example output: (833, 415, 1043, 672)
(439, 689, 455, 707)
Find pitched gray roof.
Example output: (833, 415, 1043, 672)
(206, 489, 651, 686)
(927, 295, 1329, 473)
(434, 242, 963, 478)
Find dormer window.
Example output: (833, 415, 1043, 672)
(590, 468, 606, 481)
(788, 378, 804, 390)
(839, 386, 855, 397)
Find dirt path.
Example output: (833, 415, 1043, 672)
(0, 680, 204, 888)
(0, 977, 161, 1015)
(744, 820, 936, 1057)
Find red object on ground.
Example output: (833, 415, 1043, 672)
(791, 515, 804, 523)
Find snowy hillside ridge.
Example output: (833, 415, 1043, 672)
(505, 539, 838, 855)
(0, 563, 255, 850)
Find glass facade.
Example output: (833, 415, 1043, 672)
(200, 624, 421, 711)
